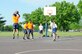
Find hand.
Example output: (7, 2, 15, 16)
(17, 14, 20, 17)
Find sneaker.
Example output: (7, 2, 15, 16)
(58, 36, 60, 38)
(13, 36, 15, 39)
(13, 34, 15, 39)
(23, 37, 26, 40)
(53, 39, 56, 41)
(27, 37, 30, 39)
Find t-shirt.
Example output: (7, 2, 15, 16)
(24, 23, 28, 29)
(39, 25, 43, 30)
(12, 15, 20, 23)
(28, 22, 33, 30)
(52, 23, 57, 28)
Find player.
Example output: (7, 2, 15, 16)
(28, 20, 34, 39)
(39, 23, 43, 38)
(12, 11, 20, 39)
(23, 22, 29, 40)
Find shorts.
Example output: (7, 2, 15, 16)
(52, 28, 57, 33)
(28, 29, 33, 34)
(24, 29, 28, 34)
(39, 30, 43, 34)
(13, 23, 19, 29)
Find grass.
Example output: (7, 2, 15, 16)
(57, 31, 82, 37)
(0, 31, 82, 37)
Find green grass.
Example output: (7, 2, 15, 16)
(57, 31, 82, 37)
(0, 31, 82, 37)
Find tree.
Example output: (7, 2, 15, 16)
(30, 8, 45, 24)
(77, 0, 82, 16)
(4, 25, 13, 31)
(0, 14, 6, 31)
(23, 13, 31, 23)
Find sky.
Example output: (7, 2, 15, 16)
(0, 0, 79, 25)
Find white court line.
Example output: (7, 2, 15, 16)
(15, 49, 82, 54)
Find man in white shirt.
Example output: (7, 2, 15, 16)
(39, 23, 43, 38)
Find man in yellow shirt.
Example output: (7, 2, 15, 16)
(28, 20, 34, 39)
(23, 22, 29, 40)
(12, 11, 20, 39)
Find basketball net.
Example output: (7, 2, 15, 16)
(47, 9, 53, 17)
(49, 13, 51, 17)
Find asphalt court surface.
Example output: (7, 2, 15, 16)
(0, 36, 82, 54)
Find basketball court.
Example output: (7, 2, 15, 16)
(0, 36, 82, 54)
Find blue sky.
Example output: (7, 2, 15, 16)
(0, 0, 79, 25)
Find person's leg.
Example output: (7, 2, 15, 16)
(52, 28, 56, 41)
(55, 33, 56, 40)
(23, 33, 26, 40)
(56, 29, 60, 39)
(53, 33, 56, 41)
(13, 24, 16, 39)
(41, 30, 43, 38)
(13, 29, 15, 39)
(39, 30, 41, 38)
(16, 24, 19, 38)
(28, 29, 30, 39)
(55, 32, 59, 39)
(26, 30, 29, 39)
(16, 29, 19, 39)
(23, 29, 26, 40)
(31, 30, 34, 39)
(53, 33, 55, 40)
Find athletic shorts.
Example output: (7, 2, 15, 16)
(13, 23, 19, 29)
(52, 28, 57, 33)
(39, 30, 43, 34)
(28, 29, 33, 34)
(24, 29, 28, 34)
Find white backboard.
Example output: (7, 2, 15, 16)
(44, 7, 56, 16)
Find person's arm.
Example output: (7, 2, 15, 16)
(13, 14, 17, 17)
(18, 14, 20, 17)
(55, 24, 57, 28)
(16, 13, 20, 19)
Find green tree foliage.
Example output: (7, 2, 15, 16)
(2, 24, 22, 31)
(23, 13, 31, 22)
(30, 8, 45, 24)
(0, 14, 6, 31)
(69, 23, 80, 30)
(77, 0, 82, 16)
(4, 25, 13, 31)
(18, 24, 23, 31)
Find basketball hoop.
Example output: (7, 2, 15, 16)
(47, 9, 53, 17)
(44, 7, 56, 16)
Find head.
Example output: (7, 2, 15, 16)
(14, 11, 19, 14)
(13, 13, 16, 16)
(26, 22, 28, 24)
(40, 23, 42, 26)
(53, 20, 55, 24)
